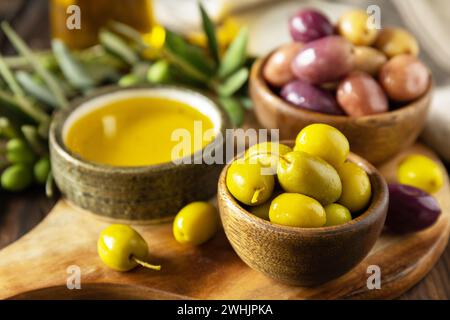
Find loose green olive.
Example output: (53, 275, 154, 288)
(6, 138, 35, 164)
(375, 27, 419, 58)
(97, 224, 160, 272)
(324, 203, 352, 226)
(173, 202, 219, 245)
(338, 10, 378, 46)
(397, 154, 443, 194)
(1, 164, 33, 192)
(245, 142, 292, 174)
(226, 160, 275, 206)
(269, 193, 326, 228)
(277, 151, 342, 205)
(337, 162, 372, 213)
(294, 124, 349, 168)
(34, 157, 51, 185)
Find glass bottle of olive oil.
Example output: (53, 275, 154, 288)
(50, 0, 155, 49)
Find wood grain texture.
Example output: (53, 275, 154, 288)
(250, 56, 432, 165)
(218, 147, 388, 286)
(0, 144, 448, 300)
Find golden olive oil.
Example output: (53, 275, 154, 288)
(64, 96, 214, 167)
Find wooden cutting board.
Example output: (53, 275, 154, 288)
(0, 143, 448, 300)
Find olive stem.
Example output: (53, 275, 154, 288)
(251, 187, 264, 204)
(132, 256, 161, 271)
(278, 155, 291, 165)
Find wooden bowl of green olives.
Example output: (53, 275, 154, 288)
(217, 138, 389, 286)
(50, 86, 228, 222)
(250, 8, 433, 164)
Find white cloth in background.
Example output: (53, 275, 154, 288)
(422, 87, 450, 162)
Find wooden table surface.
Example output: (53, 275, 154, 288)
(0, 0, 449, 300)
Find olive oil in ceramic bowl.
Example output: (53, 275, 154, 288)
(50, 87, 228, 222)
(63, 95, 215, 167)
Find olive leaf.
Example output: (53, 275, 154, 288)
(52, 39, 96, 91)
(1, 22, 68, 110)
(45, 171, 54, 198)
(218, 27, 248, 79)
(108, 20, 146, 49)
(21, 125, 47, 156)
(99, 29, 139, 65)
(219, 96, 244, 127)
(0, 54, 50, 124)
(165, 30, 214, 76)
(199, 3, 220, 65)
(217, 68, 248, 97)
(15, 71, 58, 108)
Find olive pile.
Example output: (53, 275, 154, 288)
(263, 8, 430, 116)
(226, 123, 372, 228)
(1, 138, 50, 192)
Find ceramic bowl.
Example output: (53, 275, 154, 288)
(218, 142, 388, 286)
(249, 53, 432, 164)
(50, 86, 228, 222)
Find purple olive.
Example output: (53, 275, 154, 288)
(291, 36, 354, 84)
(386, 183, 441, 234)
(289, 9, 334, 43)
(280, 80, 345, 115)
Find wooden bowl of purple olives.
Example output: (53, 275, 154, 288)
(250, 8, 432, 164)
(218, 126, 389, 286)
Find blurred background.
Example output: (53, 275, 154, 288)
(1, 1, 449, 163)
(0, 0, 449, 299)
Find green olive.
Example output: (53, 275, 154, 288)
(248, 190, 281, 220)
(397, 154, 443, 194)
(1, 164, 33, 192)
(269, 193, 326, 228)
(249, 201, 271, 220)
(245, 142, 292, 174)
(147, 60, 171, 84)
(375, 27, 419, 58)
(6, 138, 35, 164)
(97, 224, 160, 272)
(294, 124, 349, 168)
(277, 151, 342, 205)
(118, 73, 141, 87)
(338, 10, 378, 46)
(324, 203, 352, 226)
(34, 157, 51, 185)
(173, 202, 219, 245)
(226, 159, 275, 206)
(337, 162, 372, 213)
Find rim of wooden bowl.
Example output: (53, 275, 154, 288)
(218, 144, 389, 237)
(50, 85, 228, 175)
(252, 51, 433, 123)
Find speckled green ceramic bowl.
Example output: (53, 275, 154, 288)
(50, 86, 228, 222)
